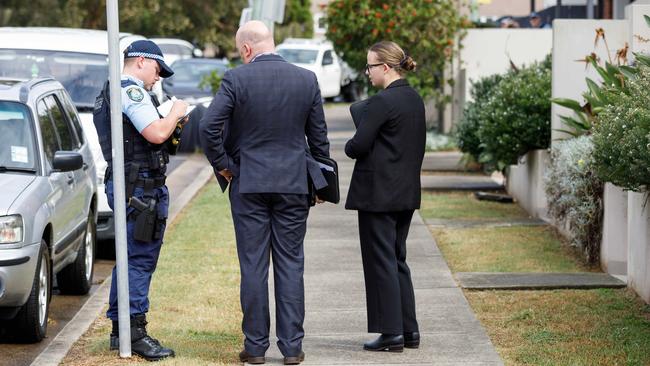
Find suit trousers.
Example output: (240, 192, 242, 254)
(358, 210, 419, 334)
(229, 178, 309, 357)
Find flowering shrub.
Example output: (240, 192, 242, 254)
(325, 0, 467, 99)
(477, 56, 552, 171)
(592, 65, 650, 192)
(455, 74, 503, 164)
(545, 136, 603, 263)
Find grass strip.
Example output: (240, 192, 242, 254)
(420, 191, 529, 221)
(431, 226, 593, 273)
(466, 289, 650, 366)
(62, 183, 241, 365)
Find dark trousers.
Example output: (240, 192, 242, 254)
(358, 210, 419, 334)
(105, 179, 168, 320)
(229, 178, 309, 357)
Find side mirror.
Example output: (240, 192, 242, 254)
(322, 56, 333, 66)
(52, 151, 83, 172)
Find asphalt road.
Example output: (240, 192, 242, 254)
(0, 154, 187, 366)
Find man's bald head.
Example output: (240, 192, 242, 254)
(236, 20, 275, 63)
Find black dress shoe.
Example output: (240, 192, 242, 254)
(239, 350, 266, 364)
(404, 332, 420, 349)
(283, 351, 305, 365)
(363, 334, 404, 352)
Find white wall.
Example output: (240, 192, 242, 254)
(460, 28, 552, 103)
(628, 192, 650, 303)
(551, 19, 628, 142)
(601, 184, 628, 276)
(506, 150, 550, 220)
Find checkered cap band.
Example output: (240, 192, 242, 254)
(126, 52, 164, 61)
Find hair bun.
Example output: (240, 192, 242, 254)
(400, 55, 416, 71)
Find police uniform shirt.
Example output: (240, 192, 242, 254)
(121, 74, 159, 132)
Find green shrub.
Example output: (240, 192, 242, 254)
(545, 136, 603, 263)
(478, 56, 552, 171)
(592, 65, 650, 192)
(455, 74, 503, 163)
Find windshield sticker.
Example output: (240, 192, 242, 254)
(126, 87, 144, 102)
(11, 146, 28, 164)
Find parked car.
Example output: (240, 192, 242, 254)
(276, 38, 361, 101)
(151, 38, 203, 67)
(162, 58, 229, 102)
(0, 27, 149, 246)
(0, 78, 97, 342)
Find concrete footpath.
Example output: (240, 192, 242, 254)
(262, 104, 503, 365)
(30, 154, 213, 366)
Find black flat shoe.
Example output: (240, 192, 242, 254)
(363, 334, 404, 352)
(283, 351, 305, 365)
(404, 332, 420, 349)
(239, 350, 265, 364)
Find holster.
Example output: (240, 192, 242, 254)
(129, 196, 157, 242)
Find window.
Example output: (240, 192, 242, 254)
(57, 90, 84, 145)
(0, 101, 37, 170)
(43, 95, 76, 151)
(322, 50, 333, 66)
(37, 99, 59, 169)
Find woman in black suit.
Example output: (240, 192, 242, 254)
(345, 41, 425, 352)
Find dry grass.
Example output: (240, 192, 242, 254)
(465, 288, 650, 366)
(62, 183, 242, 365)
(420, 191, 529, 221)
(432, 226, 595, 273)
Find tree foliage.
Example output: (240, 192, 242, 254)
(325, 0, 467, 99)
(0, 0, 248, 56)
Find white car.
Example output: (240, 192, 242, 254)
(151, 38, 203, 68)
(276, 38, 343, 99)
(0, 27, 153, 245)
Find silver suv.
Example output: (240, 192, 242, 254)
(0, 78, 97, 342)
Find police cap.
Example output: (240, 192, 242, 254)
(124, 40, 174, 78)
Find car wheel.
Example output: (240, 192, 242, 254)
(56, 211, 95, 295)
(12, 240, 51, 343)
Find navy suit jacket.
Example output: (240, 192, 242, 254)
(200, 54, 330, 194)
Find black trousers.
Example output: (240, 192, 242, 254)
(229, 178, 309, 357)
(358, 210, 419, 334)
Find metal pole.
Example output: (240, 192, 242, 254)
(587, 0, 594, 18)
(531, 0, 535, 13)
(106, 0, 131, 358)
(556, 0, 562, 19)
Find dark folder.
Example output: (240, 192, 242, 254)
(349, 99, 368, 128)
(313, 155, 340, 204)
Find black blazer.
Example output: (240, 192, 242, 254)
(344, 79, 425, 212)
(199, 54, 330, 193)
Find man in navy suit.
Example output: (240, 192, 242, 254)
(200, 21, 330, 365)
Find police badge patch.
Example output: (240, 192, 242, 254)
(126, 87, 144, 102)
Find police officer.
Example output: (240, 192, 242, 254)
(93, 39, 188, 361)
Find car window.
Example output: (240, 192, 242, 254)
(0, 49, 108, 109)
(43, 95, 76, 151)
(169, 61, 228, 84)
(57, 90, 84, 145)
(178, 45, 193, 58)
(37, 99, 59, 170)
(157, 44, 180, 55)
(277, 49, 319, 64)
(322, 50, 333, 66)
(0, 101, 37, 170)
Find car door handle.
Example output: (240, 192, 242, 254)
(66, 175, 74, 185)
(82, 163, 88, 171)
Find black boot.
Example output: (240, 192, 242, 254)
(109, 320, 119, 351)
(363, 334, 404, 352)
(109, 315, 175, 361)
(130, 314, 175, 361)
